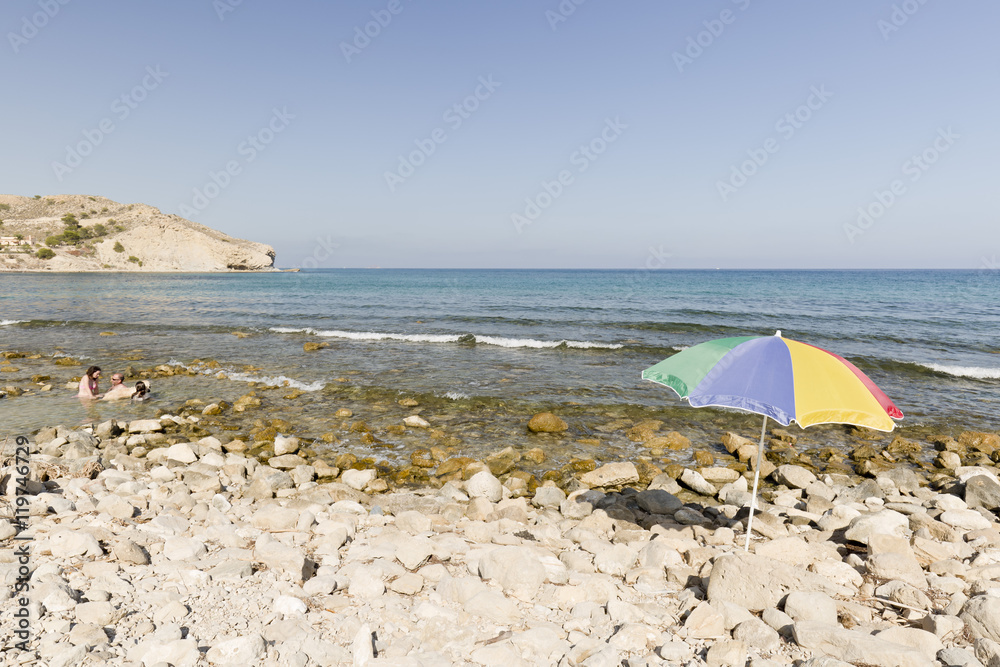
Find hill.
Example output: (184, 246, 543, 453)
(0, 194, 275, 272)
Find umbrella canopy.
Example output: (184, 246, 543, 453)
(642, 331, 903, 432)
(642, 331, 903, 549)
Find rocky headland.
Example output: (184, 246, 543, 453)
(3, 397, 1000, 666)
(0, 194, 275, 272)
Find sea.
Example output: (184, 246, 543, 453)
(1, 269, 997, 469)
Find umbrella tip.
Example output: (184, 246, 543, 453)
(774, 330, 782, 337)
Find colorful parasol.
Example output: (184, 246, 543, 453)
(642, 331, 903, 549)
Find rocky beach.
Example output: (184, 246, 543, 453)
(4, 364, 1000, 666)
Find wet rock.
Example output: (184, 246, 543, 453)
(647, 431, 691, 450)
(528, 412, 568, 433)
(404, 415, 430, 428)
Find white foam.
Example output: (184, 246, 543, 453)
(271, 327, 622, 350)
(173, 358, 325, 391)
(442, 391, 470, 400)
(0, 320, 27, 326)
(221, 371, 325, 391)
(921, 363, 1000, 380)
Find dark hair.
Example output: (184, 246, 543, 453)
(85, 366, 101, 378)
(134, 381, 147, 397)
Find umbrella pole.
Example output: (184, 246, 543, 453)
(744, 415, 768, 552)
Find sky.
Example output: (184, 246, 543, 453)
(2, 1, 998, 269)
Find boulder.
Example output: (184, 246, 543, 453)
(478, 546, 548, 601)
(966, 475, 1000, 511)
(772, 464, 817, 489)
(707, 551, 846, 612)
(793, 621, 934, 667)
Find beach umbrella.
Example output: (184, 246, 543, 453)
(642, 331, 903, 550)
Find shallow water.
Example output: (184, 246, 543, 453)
(1, 269, 997, 467)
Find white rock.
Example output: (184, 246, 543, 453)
(342, 468, 377, 491)
(580, 462, 639, 488)
(128, 419, 164, 433)
(164, 442, 198, 463)
(396, 536, 435, 571)
(784, 591, 838, 625)
(403, 415, 430, 428)
(874, 627, 943, 661)
(274, 595, 308, 616)
(844, 509, 910, 545)
(352, 623, 374, 666)
(467, 470, 503, 502)
(684, 601, 725, 638)
(772, 464, 817, 489)
(206, 634, 266, 665)
(163, 537, 207, 561)
(940, 509, 992, 531)
(75, 601, 115, 626)
(678, 468, 716, 496)
(251, 504, 300, 531)
(50, 530, 103, 558)
(792, 621, 933, 667)
(707, 551, 845, 612)
(273, 435, 300, 456)
(96, 495, 136, 520)
(478, 546, 547, 601)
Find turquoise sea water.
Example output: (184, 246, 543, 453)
(1, 269, 998, 456)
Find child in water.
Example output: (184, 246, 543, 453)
(131, 381, 149, 402)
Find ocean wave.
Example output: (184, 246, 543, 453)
(0, 319, 27, 326)
(167, 358, 326, 391)
(270, 327, 622, 350)
(918, 363, 1000, 380)
(218, 371, 325, 391)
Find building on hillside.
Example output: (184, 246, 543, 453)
(0, 236, 32, 247)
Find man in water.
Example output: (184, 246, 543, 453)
(101, 372, 134, 401)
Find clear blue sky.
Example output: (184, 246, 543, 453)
(3, 1, 998, 268)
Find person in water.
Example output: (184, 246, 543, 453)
(131, 381, 149, 402)
(101, 372, 133, 401)
(77, 366, 102, 398)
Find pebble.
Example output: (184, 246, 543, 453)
(6, 419, 1000, 667)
